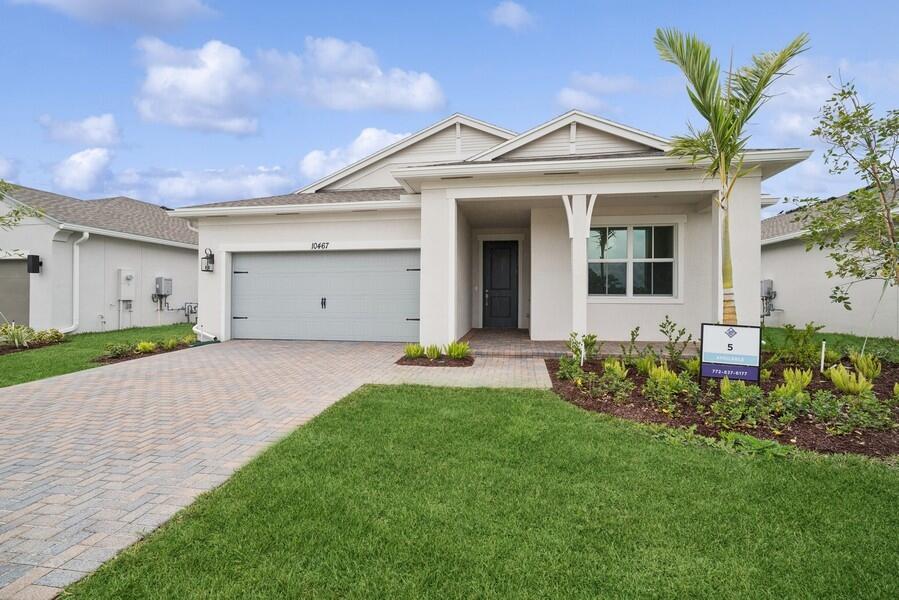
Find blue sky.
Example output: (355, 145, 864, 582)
(1, 0, 897, 210)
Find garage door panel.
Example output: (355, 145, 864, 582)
(231, 250, 420, 342)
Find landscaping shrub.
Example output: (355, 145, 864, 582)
(104, 342, 134, 358)
(31, 328, 65, 345)
(826, 364, 873, 395)
(773, 322, 823, 369)
(808, 390, 894, 435)
(162, 337, 181, 351)
(619, 327, 641, 365)
(595, 358, 634, 404)
(634, 354, 656, 377)
(642, 363, 697, 416)
(708, 377, 768, 429)
(581, 333, 600, 361)
(444, 341, 471, 360)
(0, 323, 33, 348)
(424, 344, 441, 360)
(181, 334, 197, 346)
(683, 357, 700, 378)
(404, 343, 425, 359)
(659, 315, 692, 367)
(135, 341, 158, 354)
(849, 351, 882, 381)
(767, 368, 813, 426)
(556, 356, 584, 381)
(823, 348, 842, 367)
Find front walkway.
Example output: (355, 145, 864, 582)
(0, 340, 548, 598)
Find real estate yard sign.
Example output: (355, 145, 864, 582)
(699, 323, 762, 382)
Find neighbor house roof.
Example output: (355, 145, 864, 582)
(761, 208, 805, 242)
(3, 185, 198, 247)
(191, 187, 403, 209)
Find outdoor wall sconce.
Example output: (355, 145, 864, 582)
(200, 248, 214, 272)
(26, 254, 42, 274)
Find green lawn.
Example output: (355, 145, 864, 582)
(763, 325, 899, 362)
(69, 385, 899, 599)
(0, 323, 193, 387)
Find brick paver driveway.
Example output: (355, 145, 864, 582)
(0, 340, 549, 598)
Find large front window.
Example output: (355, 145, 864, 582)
(588, 224, 675, 297)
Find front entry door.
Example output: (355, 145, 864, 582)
(482, 241, 518, 328)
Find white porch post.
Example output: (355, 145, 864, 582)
(419, 189, 457, 345)
(562, 194, 596, 334)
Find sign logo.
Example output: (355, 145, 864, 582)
(725, 327, 738, 338)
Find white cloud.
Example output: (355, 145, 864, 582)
(112, 165, 294, 206)
(38, 113, 121, 146)
(556, 71, 642, 111)
(53, 147, 111, 192)
(11, 0, 212, 26)
(260, 37, 444, 111)
(300, 128, 410, 180)
(489, 1, 534, 31)
(135, 37, 262, 134)
(0, 157, 18, 180)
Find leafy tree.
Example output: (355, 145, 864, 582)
(654, 29, 809, 324)
(800, 83, 899, 309)
(0, 180, 38, 232)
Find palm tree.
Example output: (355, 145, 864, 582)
(654, 29, 809, 324)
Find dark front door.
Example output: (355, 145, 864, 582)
(483, 241, 518, 328)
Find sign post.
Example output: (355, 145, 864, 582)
(699, 323, 762, 383)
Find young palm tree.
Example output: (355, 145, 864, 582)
(654, 29, 809, 324)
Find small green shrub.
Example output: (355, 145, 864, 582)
(774, 322, 823, 369)
(683, 357, 700, 378)
(642, 364, 698, 416)
(581, 333, 601, 361)
(445, 341, 471, 360)
(31, 328, 65, 345)
(826, 364, 873, 395)
(424, 344, 441, 360)
(181, 334, 197, 346)
(591, 358, 634, 404)
(403, 343, 425, 359)
(0, 323, 33, 348)
(619, 327, 641, 365)
(709, 377, 768, 429)
(557, 356, 584, 381)
(823, 348, 842, 367)
(849, 351, 882, 381)
(659, 315, 693, 367)
(782, 367, 812, 391)
(893, 382, 899, 405)
(809, 390, 842, 423)
(104, 342, 134, 358)
(634, 355, 656, 376)
(135, 341, 157, 354)
(760, 368, 772, 382)
(162, 337, 181, 351)
(842, 392, 893, 432)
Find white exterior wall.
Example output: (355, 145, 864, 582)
(727, 176, 763, 327)
(0, 204, 198, 332)
(762, 238, 899, 338)
(195, 209, 421, 341)
(455, 208, 472, 339)
(419, 191, 456, 346)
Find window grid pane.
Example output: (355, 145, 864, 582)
(588, 224, 676, 297)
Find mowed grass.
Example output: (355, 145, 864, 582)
(763, 325, 899, 361)
(69, 385, 899, 599)
(0, 323, 192, 387)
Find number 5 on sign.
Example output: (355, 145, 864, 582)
(699, 323, 762, 382)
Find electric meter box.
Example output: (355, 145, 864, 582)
(155, 276, 173, 297)
(117, 269, 136, 301)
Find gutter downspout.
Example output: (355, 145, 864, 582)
(184, 220, 216, 342)
(60, 231, 89, 334)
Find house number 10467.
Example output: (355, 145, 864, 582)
(311, 242, 330, 250)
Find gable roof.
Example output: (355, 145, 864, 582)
(2, 185, 198, 247)
(297, 113, 516, 194)
(467, 110, 670, 162)
(188, 188, 403, 209)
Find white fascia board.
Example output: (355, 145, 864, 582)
(761, 231, 805, 246)
(170, 197, 423, 218)
(296, 114, 516, 194)
(468, 110, 671, 161)
(57, 223, 198, 250)
(392, 149, 813, 191)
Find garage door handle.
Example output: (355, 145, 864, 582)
(321, 297, 326, 309)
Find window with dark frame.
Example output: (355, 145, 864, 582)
(588, 224, 675, 297)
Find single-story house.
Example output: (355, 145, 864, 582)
(0, 185, 199, 333)
(761, 196, 899, 338)
(173, 110, 810, 344)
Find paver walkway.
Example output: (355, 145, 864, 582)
(0, 340, 549, 598)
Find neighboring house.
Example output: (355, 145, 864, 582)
(0, 185, 199, 333)
(761, 198, 899, 338)
(173, 110, 810, 344)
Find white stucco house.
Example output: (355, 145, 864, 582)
(761, 197, 899, 338)
(0, 185, 199, 333)
(173, 110, 810, 344)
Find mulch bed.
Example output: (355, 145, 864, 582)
(0, 341, 62, 356)
(396, 356, 474, 368)
(546, 355, 899, 459)
(94, 344, 194, 365)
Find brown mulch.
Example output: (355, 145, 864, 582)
(396, 356, 474, 368)
(546, 357, 899, 459)
(0, 341, 61, 356)
(94, 344, 193, 365)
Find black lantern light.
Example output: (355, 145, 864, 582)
(26, 255, 42, 274)
(200, 248, 215, 272)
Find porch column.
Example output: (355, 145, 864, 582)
(562, 194, 596, 334)
(419, 189, 457, 345)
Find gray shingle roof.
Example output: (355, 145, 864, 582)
(186, 188, 403, 209)
(4, 185, 198, 246)
(761, 208, 804, 240)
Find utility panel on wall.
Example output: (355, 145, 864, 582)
(117, 268, 136, 301)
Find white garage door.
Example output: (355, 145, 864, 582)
(231, 250, 420, 342)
